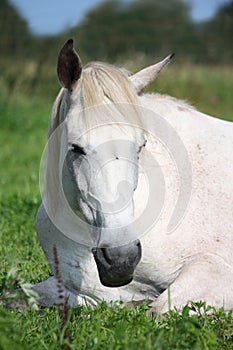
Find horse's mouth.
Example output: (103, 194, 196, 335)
(99, 275, 133, 288)
(92, 240, 141, 287)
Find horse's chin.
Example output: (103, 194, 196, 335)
(92, 240, 141, 288)
(98, 274, 133, 288)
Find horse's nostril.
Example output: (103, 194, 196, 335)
(101, 247, 113, 265)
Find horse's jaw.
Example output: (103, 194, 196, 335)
(92, 239, 142, 287)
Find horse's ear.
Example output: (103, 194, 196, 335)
(130, 53, 175, 94)
(57, 39, 82, 91)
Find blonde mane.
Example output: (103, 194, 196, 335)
(81, 62, 137, 108)
(49, 61, 142, 137)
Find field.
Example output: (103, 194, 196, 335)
(0, 62, 233, 349)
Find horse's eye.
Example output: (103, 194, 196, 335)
(71, 144, 86, 156)
(138, 139, 147, 153)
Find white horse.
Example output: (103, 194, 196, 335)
(35, 39, 233, 313)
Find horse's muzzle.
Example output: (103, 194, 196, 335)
(92, 240, 142, 287)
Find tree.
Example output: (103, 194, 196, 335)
(197, 1, 233, 63)
(210, 0, 233, 62)
(0, 0, 31, 57)
(74, 0, 198, 61)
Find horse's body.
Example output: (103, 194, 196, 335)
(35, 40, 233, 313)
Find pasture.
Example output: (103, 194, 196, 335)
(0, 62, 233, 349)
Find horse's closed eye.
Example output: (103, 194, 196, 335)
(71, 144, 86, 156)
(138, 139, 147, 153)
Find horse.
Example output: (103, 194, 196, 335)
(35, 39, 233, 313)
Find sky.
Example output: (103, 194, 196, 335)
(10, 0, 228, 36)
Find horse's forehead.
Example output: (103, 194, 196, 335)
(67, 117, 144, 149)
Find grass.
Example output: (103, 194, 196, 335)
(0, 62, 233, 349)
(11, 302, 233, 349)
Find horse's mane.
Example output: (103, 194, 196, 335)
(49, 61, 142, 136)
(81, 62, 137, 109)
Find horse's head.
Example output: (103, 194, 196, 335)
(55, 39, 172, 287)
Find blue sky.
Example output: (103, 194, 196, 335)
(10, 0, 228, 35)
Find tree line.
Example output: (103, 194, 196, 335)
(1, 0, 232, 64)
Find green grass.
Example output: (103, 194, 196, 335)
(6, 302, 233, 350)
(0, 64, 233, 349)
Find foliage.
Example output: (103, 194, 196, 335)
(73, 0, 233, 63)
(0, 0, 32, 57)
(1, 0, 232, 64)
(0, 307, 29, 350)
(0, 266, 40, 311)
(76, 0, 197, 61)
(1, 291, 233, 349)
(196, 1, 233, 63)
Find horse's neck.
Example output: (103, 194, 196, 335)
(139, 93, 196, 124)
(139, 92, 232, 131)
